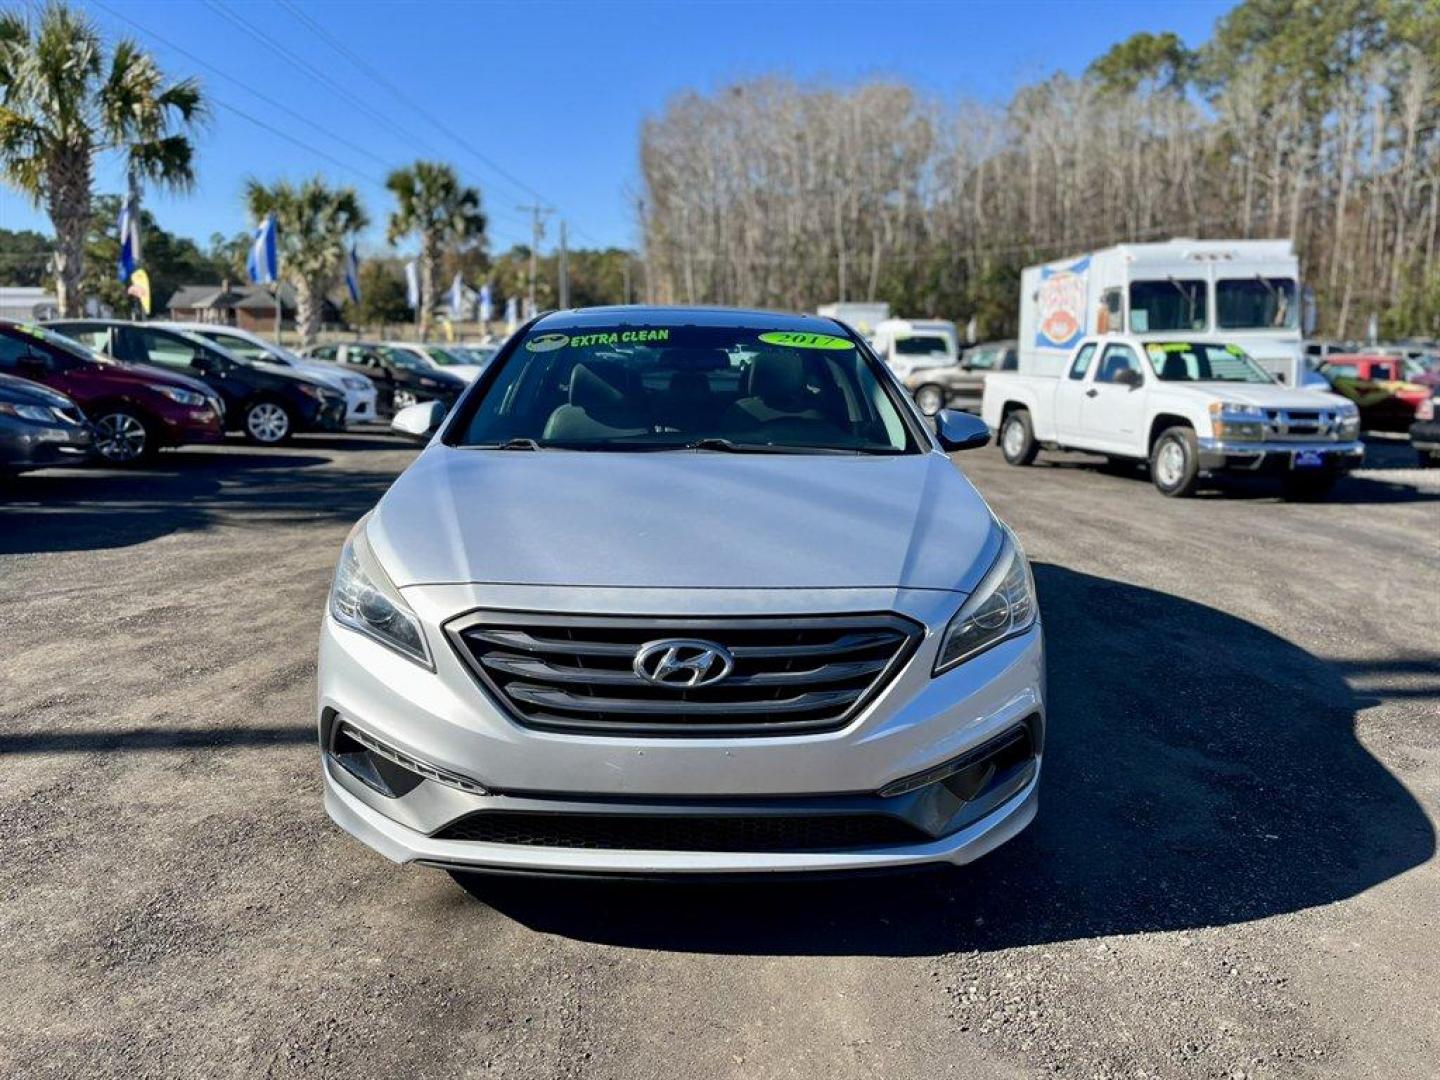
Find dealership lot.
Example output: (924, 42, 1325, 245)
(1, 435, 1437, 1079)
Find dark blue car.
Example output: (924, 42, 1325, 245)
(0, 372, 93, 475)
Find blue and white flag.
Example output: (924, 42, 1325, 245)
(117, 202, 142, 282)
(404, 260, 419, 310)
(343, 244, 361, 304)
(478, 282, 492, 323)
(449, 272, 465, 317)
(246, 213, 279, 285)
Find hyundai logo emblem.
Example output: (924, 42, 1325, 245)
(633, 639, 735, 688)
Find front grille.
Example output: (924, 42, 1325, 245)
(432, 811, 926, 851)
(447, 612, 922, 737)
(1263, 408, 1335, 440)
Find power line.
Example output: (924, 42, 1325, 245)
(276, 0, 607, 250)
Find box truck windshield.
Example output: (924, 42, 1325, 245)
(1217, 277, 1298, 329)
(1129, 279, 1207, 333)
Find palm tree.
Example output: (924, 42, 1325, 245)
(385, 161, 486, 337)
(245, 177, 368, 345)
(0, 2, 203, 316)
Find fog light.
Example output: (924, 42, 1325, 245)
(878, 724, 1033, 799)
(331, 722, 487, 798)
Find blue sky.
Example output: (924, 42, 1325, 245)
(1, 0, 1230, 256)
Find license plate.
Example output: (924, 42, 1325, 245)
(1293, 450, 1324, 469)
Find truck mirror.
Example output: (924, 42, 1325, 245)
(1115, 368, 1143, 389)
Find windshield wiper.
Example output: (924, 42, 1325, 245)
(472, 437, 544, 451)
(682, 438, 796, 454)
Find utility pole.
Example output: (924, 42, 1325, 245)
(518, 203, 553, 317)
(558, 221, 570, 310)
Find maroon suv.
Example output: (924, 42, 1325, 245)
(0, 321, 224, 463)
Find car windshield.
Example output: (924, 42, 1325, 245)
(894, 334, 952, 358)
(1145, 342, 1274, 383)
(1129, 279, 1207, 333)
(28, 325, 111, 364)
(1217, 277, 1298, 330)
(421, 346, 472, 367)
(381, 347, 428, 370)
(452, 324, 916, 454)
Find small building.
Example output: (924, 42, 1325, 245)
(0, 286, 60, 322)
(165, 280, 333, 331)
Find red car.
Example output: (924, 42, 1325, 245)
(0, 321, 225, 463)
(1319, 354, 1433, 433)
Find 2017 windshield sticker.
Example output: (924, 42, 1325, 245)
(568, 329, 670, 348)
(758, 331, 851, 350)
(525, 333, 570, 352)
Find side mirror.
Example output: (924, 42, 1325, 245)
(933, 409, 990, 452)
(1115, 368, 1144, 389)
(192, 352, 220, 373)
(391, 400, 445, 441)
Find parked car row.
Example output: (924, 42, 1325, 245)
(0, 319, 490, 474)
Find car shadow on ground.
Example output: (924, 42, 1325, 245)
(457, 563, 1436, 956)
(0, 447, 404, 555)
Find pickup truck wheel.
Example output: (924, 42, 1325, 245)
(1150, 426, 1199, 497)
(913, 383, 945, 416)
(1000, 409, 1039, 466)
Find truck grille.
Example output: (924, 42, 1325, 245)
(447, 612, 922, 737)
(432, 811, 926, 851)
(1263, 409, 1337, 440)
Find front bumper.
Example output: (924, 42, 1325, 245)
(318, 585, 1045, 874)
(1196, 437, 1364, 474)
(0, 419, 93, 470)
(344, 390, 378, 424)
(302, 397, 349, 433)
(1409, 420, 1440, 452)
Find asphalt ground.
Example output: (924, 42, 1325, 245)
(2, 431, 1437, 1079)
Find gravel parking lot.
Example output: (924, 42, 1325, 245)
(2, 434, 1437, 1079)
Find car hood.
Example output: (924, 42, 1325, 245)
(262, 358, 350, 390)
(1162, 383, 1352, 410)
(369, 448, 999, 593)
(105, 360, 215, 397)
(0, 372, 77, 408)
(435, 364, 484, 382)
(251, 360, 337, 392)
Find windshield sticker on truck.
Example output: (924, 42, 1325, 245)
(1035, 256, 1090, 351)
(758, 331, 852, 350)
(524, 333, 570, 352)
(566, 329, 671, 349)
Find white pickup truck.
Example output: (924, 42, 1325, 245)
(980, 335, 1363, 498)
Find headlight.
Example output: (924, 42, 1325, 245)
(1209, 401, 1265, 441)
(343, 376, 370, 391)
(329, 523, 431, 667)
(1337, 406, 1361, 437)
(0, 401, 56, 423)
(297, 382, 326, 399)
(152, 385, 206, 407)
(419, 377, 439, 389)
(935, 526, 1037, 674)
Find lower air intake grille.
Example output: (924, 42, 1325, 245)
(432, 812, 926, 852)
(447, 612, 922, 737)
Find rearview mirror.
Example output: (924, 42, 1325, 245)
(391, 400, 446, 441)
(933, 409, 990, 452)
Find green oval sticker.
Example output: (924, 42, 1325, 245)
(525, 333, 570, 353)
(758, 331, 852, 350)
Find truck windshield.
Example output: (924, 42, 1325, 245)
(1217, 277, 1298, 330)
(453, 325, 916, 454)
(893, 335, 953, 358)
(1129, 279, 1207, 333)
(1145, 342, 1274, 383)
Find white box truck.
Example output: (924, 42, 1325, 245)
(817, 302, 890, 340)
(1019, 239, 1320, 387)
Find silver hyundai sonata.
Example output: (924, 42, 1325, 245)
(319, 307, 1044, 876)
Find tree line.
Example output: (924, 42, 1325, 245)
(640, 0, 1440, 339)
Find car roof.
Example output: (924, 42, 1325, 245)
(530, 305, 850, 336)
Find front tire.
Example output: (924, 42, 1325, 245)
(93, 409, 156, 465)
(1000, 409, 1039, 466)
(244, 399, 293, 445)
(913, 383, 945, 416)
(1150, 426, 1199, 497)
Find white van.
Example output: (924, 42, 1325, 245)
(1019, 239, 1322, 387)
(870, 318, 960, 380)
